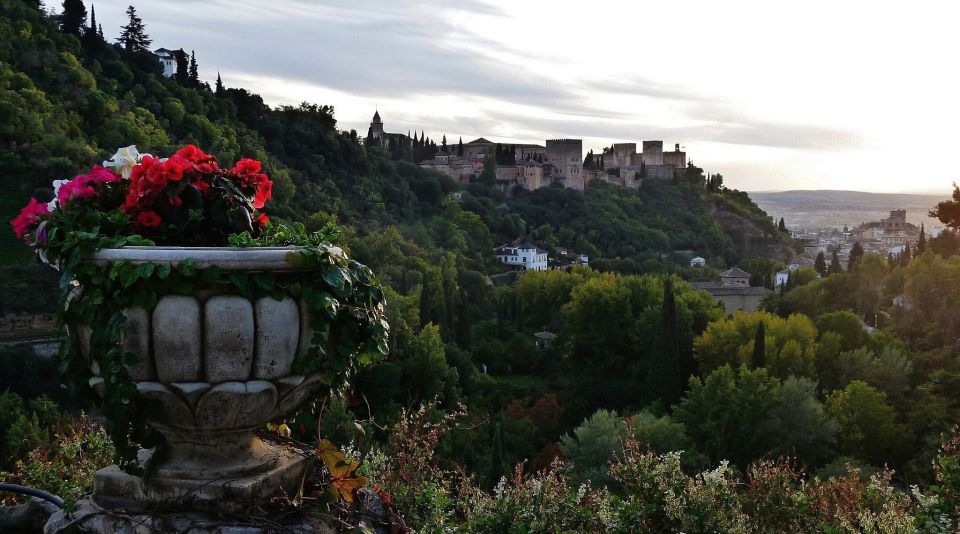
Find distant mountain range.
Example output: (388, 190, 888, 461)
(748, 190, 947, 230)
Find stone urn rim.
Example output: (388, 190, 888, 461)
(88, 245, 318, 271)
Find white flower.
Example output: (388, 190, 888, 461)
(47, 179, 69, 211)
(103, 145, 147, 179)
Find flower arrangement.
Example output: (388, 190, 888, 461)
(10, 145, 388, 473)
(13, 144, 273, 257)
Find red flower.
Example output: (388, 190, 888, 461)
(11, 198, 49, 239)
(175, 145, 218, 173)
(136, 211, 162, 228)
(231, 158, 261, 175)
(253, 180, 272, 209)
(257, 213, 269, 228)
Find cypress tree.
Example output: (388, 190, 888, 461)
(98, 23, 103, 38)
(86, 3, 97, 39)
(778, 217, 787, 232)
(814, 251, 827, 276)
(174, 49, 189, 82)
(215, 72, 224, 96)
(900, 243, 912, 266)
(189, 50, 199, 84)
(917, 223, 926, 255)
(848, 242, 864, 271)
(457, 136, 464, 157)
(830, 250, 843, 275)
(419, 272, 431, 327)
(118, 5, 151, 52)
(751, 321, 766, 369)
(61, 0, 87, 36)
(648, 277, 681, 405)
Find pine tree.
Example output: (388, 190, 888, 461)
(648, 278, 682, 405)
(215, 72, 224, 96)
(917, 223, 926, 255)
(61, 0, 87, 36)
(900, 243, 912, 266)
(188, 50, 199, 84)
(814, 251, 827, 276)
(118, 5, 151, 52)
(751, 321, 766, 369)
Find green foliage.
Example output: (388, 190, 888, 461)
(825, 381, 913, 468)
(560, 409, 627, 487)
(695, 310, 818, 379)
(674, 365, 783, 467)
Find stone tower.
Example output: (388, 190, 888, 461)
(370, 110, 384, 140)
(545, 139, 584, 190)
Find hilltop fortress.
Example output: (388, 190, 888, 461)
(368, 112, 687, 193)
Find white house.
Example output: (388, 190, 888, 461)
(154, 48, 177, 78)
(495, 242, 548, 271)
(690, 256, 706, 267)
(775, 269, 790, 288)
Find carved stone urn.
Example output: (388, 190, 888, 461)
(79, 247, 331, 510)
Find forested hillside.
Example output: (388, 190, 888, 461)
(19, 3, 960, 531)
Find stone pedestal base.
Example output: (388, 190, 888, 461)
(93, 442, 313, 512)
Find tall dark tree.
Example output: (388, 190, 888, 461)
(848, 242, 865, 272)
(188, 50, 199, 84)
(900, 243, 912, 266)
(118, 5, 151, 52)
(778, 217, 787, 233)
(60, 0, 87, 36)
(86, 3, 97, 37)
(814, 251, 827, 276)
(215, 72, 224, 96)
(174, 48, 189, 83)
(647, 278, 681, 406)
(441, 134, 447, 153)
(917, 223, 927, 255)
(98, 23, 103, 38)
(457, 136, 464, 157)
(830, 249, 843, 275)
(751, 321, 766, 369)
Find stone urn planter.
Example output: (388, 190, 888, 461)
(77, 247, 341, 510)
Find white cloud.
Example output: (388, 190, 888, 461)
(90, 0, 960, 193)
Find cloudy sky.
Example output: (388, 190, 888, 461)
(88, 0, 960, 193)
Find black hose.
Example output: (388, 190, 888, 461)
(0, 483, 65, 508)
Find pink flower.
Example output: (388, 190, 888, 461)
(11, 198, 50, 239)
(55, 166, 120, 207)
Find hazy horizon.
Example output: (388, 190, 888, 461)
(88, 1, 960, 194)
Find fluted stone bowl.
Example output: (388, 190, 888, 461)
(80, 247, 328, 492)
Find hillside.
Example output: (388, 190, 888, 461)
(0, 0, 789, 277)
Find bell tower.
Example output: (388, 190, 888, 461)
(370, 110, 384, 140)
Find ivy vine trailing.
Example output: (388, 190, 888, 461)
(12, 145, 389, 473)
